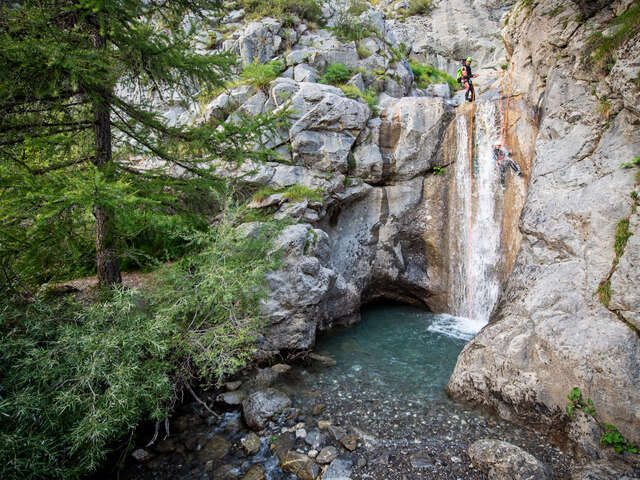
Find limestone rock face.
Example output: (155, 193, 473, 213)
(448, 0, 640, 455)
(468, 439, 550, 480)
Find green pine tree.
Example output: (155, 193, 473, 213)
(0, 0, 285, 287)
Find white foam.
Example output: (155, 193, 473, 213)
(427, 313, 485, 341)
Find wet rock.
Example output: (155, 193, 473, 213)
(318, 420, 331, 430)
(131, 448, 153, 462)
(173, 413, 200, 433)
(312, 403, 325, 416)
(340, 435, 357, 451)
(217, 390, 245, 406)
(242, 388, 292, 430)
(316, 446, 338, 464)
(309, 353, 337, 366)
(281, 451, 319, 480)
(241, 432, 261, 456)
(410, 453, 435, 469)
(304, 429, 323, 448)
(212, 464, 237, 480)
(271, 363, 292, 374)
(201, 435, 230, 462)
(271, 432, 296, 461)
(295, 428, 307, 440)
(322, 458, 353, 480)
(226, 380, 242, 391)
(328, 425, 346, 441)
(242, 464, 266, 480)
(468, 439, 550, 480)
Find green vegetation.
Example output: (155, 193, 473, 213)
(238, 0, 324, 23)
(357, 42, 373, 58)
(241, 60, 285, 89)
(614, 218, 632, 260)
(321, 63, 353, 85)
(251, 184, 323, 203)
(566, 388, 638, 454)
(338, 85, 379, 113)
(546, 5, 564, 17)
(406, 0, 434, 16)
(432, 165, 445, 175)
(586, 1, 640, 71)
(0, 1, 292, 478)
(409, 61, 459, 92)
(347, 0, 370, 16)
(0, 211, 283, 479)
(597, 279, 611, 307)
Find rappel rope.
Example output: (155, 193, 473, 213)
(466, 102, 475, 322)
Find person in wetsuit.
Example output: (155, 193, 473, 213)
(492, 143, 522, 188)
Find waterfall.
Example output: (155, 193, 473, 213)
(430, 101, 504, 341)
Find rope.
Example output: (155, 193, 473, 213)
(467, 102, 475, 321)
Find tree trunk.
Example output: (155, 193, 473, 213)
(92, 28, 121, 286)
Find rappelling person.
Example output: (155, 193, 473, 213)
(492, 143, 522, 189)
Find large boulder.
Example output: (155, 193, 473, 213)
(238, 18, 283, 65)
(468, 439, 550, 480)
(242, 388, 291, 430)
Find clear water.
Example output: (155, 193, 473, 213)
(310, 304, 468, 404)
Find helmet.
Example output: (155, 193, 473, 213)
(466, 57, 472, 63)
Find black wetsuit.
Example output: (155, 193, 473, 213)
(493, 148, 522, 187)
(465, 85, 474, 103)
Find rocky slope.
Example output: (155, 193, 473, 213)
(447, 0, 640, 468)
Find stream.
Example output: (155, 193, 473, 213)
(117, 304, 574, 480)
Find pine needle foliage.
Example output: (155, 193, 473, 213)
(0, 0, 288, 287)
(0, 208, 284, 479)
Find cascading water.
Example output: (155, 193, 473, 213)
(431, 100, 504, 340)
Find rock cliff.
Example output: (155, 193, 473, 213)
(447, 0, 640, 465)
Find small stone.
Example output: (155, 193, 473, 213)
(318, 420, 331, 430)
(308, 449, 318, 458)
(312, 404, 325, 416)
(154, 438, 175, 453)
(271, 363, 292, 374)
(308, 353, 337, 366)
(280, 450, 319, 480)
(316, 446, 338, 464)
(241, 432, 261, 456)
(357, 456, 367, 467)
(322, 458, 353, 480)
(131, 448, 153, 462)
(296, 428, 307, 439)
(328, 425, 346, 441)
(225, 380, 242, 391)
(410, 453, 434, 469)
(304, 429, 322, 448)
(242, 464, 266, 480)
(217, 390, 245, 405)
(242, 388, 291, 430)
(340, 435, 358, 451)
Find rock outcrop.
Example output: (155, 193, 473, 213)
(448, 0, 640, 459)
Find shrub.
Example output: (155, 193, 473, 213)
(347, 0, 369, 16)
(357, 42, 372, 58)
(320, 63, 352, 85)
(0, 210, 283, 480)
(281, 184, 323, 203)
(407, 0, 434, 16)
(410, 60, 459, 92)
(241, 60, 285, 89)
(238, 0, 323, 23)
(339, 84, 362, 98)
(586, 1, 640, 71)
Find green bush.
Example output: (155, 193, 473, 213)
(586, 1, 640, 71)
(320, 62, 352, 85)
(251, 184, 323, 203)
(407, 0, 434, 16)
(0, 210, 283, 480)
(409, 60, 459, 92)
(241, 60, 285, 89)
(238, 0, 324, 23)
(338, 85, 379, 114)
